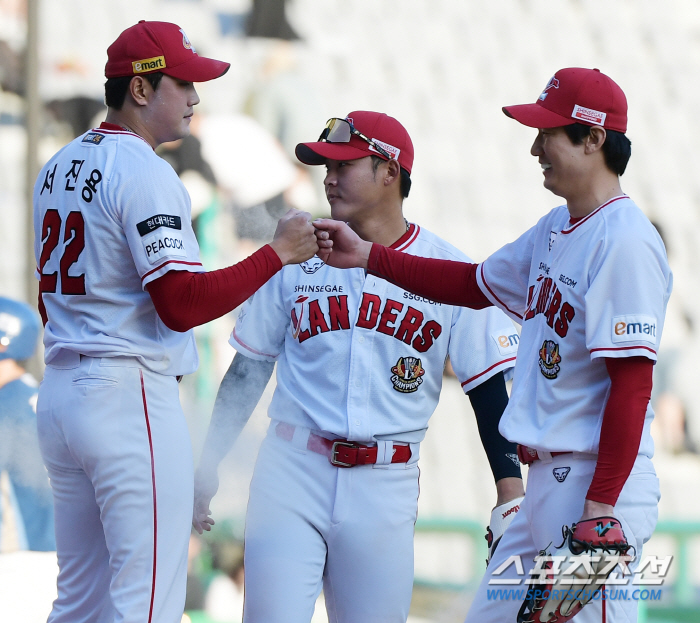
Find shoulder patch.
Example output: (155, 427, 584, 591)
(611, 315, 657, 345)
(82, 132, 105, 145)
(137, 214, 182, 237)
(491, 330, 519, 356)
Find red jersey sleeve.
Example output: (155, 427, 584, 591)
(586, 357, 654, 505)
(147, 244, 283, 332)
(368, 243, 492, 309)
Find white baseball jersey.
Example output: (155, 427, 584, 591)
(231, 224, 518, 443)
(476, 195, 672, 456)
(33, 124, 204, 376)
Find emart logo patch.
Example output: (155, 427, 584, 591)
(132, 56, 166, 74)
(611, 315, 657, 345)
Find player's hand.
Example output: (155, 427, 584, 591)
(192, 465, 219, 534)
(579, 498, 615, 522)
(312, 219, 372, 269)
(269, 209, 320, 265)
(485, 495, 524, 565)
(518, 516, 631, 623)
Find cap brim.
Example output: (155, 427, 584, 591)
(163, 56, 230, 82)
(295, 142, 372, 166)
(502, 103, 574, 129)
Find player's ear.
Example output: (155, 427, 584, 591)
(383, 158, 401, 187)
(584, 126, 606, 154)
(128, 76, 151, 107)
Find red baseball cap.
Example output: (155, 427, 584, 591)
(105, 21, 230, 82)
(503, 68, 627, 133)
(296, 111, 414, 174)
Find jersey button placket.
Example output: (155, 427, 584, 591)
(345, 273, 374, 441)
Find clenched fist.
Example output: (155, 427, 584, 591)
(269, 209, 331, 265)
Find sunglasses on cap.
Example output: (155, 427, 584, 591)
(318, 118, 395, 161)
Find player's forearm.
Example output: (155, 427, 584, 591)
(495, 477, 526, 505)
(586, 357, 653, 506)
(147, 245, 283, 332)
(199, 353, 275, 471)
(368, 244, 493, 309)
(467, 372, 523, 483)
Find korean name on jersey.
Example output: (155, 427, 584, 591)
(33, 127, 204, 376)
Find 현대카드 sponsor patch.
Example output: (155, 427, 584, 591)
(137, 214, 182, 237)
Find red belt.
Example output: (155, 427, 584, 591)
(517, 444, 571, 465)
(276, 422, 411, 468)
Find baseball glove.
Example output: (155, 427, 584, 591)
(517, 516, 632, 623)
(485, 496, 524, 565)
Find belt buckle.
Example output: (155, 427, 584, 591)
(330, 440, 359, 467)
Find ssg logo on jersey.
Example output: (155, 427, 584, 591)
(538, 339, 561, 379)
(390, 357, 425, 393)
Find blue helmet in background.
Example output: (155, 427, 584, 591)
(0, 296, 41, 362)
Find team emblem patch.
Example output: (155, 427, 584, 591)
(390, 356, 425, 393)
(300, 257, 325, 274)
(538, 339, 561, 379)
(539, 76, 560, 101)
(180, 28, 196, 53)
(553, 466, 571, 482)
(82, 132, 105, 145)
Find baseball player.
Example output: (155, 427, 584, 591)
(33, 21, 324, 623)
(0, 296, 55, 552)
(315, 69, 672, 623)
(193, 110, 525, 623)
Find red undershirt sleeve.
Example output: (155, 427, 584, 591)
(368, 243, 492, 309)
(146, 244, 282, 332)
(586, 356, 654, 506)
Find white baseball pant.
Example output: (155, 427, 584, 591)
(465, 454, 660, 623)
(243, 421, 421, 623)
(37, 352, 193, 623)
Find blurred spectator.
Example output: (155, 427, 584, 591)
(0, 39, 22, 95)
(158, 133, 219, 231)
(246, 0, 300, 41)
(0, 296, 55, 552)
(46, 96, 106, 138)
(185, 533, 207, 612)
(204, 539, 245, 623)
(649, 222, 698, 454)
(243, 40, 325, 217)
(197, 113, 299, 243)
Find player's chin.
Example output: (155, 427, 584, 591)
(329, 202, 353, 223)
